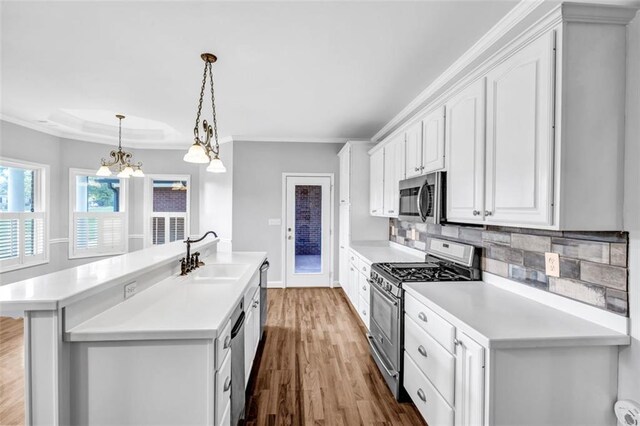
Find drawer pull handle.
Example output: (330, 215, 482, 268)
(418, 312, 428, 322)
(362, 267, 366, 272)
(417, 388, 426, 402)
(223, 376, 231, 392)
(454, 338, 462, 347)
(362, 310, 367, 316)
(223, 335, 231, 349)
(417, 345, 427, 357)
(472, 210, 481, 216)
(362, 285, 367, 291)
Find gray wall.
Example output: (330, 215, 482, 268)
(232, 141, 342, 283)
(0, 120, 201, 284)
(619, 10, 640, 405)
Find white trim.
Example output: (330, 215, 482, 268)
(267, 281, 284, 288)
(483, 272, 629, 335)
(49, 238, 68, 245)
(281, 172, 335, 289)
(371, 0, 546, 143)
(128, 234, 144, 240)
(231, 136, 349, 144)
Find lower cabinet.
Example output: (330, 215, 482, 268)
(347, 249, 372, 331)
(244, 285, 261, 387)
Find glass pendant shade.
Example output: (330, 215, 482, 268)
(206, 157, 226, 173)
(132, 168, 145, 178)
(117, 168, 131, 178)
(183, 143, 210, 164)
(96, 165, 112, 177)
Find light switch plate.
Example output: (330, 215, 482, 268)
(124, 282, 137, 299)
(545, 252, 560, 277)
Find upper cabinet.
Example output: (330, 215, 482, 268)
(405, 108, 446, 180)
(369, 149, 385, 216)
(446, 79, 486, 224)
(339, 147, 350, 205)
(405, 121, 423, 179)
(382, 135, 405, 217)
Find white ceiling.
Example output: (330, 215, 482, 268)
(1, 0, 520, 148)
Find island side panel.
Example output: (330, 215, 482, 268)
(69, 339, 214, 425)
(489, 345, 618, 426)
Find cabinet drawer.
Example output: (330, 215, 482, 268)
(215, 350, 232, 426)
(358, 272, 371, 302)
(217, 399, 230, 426)
(404, 351, 454, 426)
(358, 296, 370, 330)
(405, 293, 455, 354)
(216, 319, 232, 370)
(405, 315, 455, 405)
(358, 257, 371, 277)
(349, 250, 359, 265)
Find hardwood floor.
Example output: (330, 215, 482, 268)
(0, 289, 425, 426)
(0, 316, 24, 426)
(245, 288, 425, 426)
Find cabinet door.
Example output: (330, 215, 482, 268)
(446, 79, 486, 223)
(348, 264, 359, 306)
(339, 147, 350, 204)
(485, 32, 555, 226)
(383, 135, 405, 217)
(369, 149, 385, 216)
(422, 106, 446, 173)
(405, 122, 423, 178)
(454, 332, 485, 426)
(253, 295, 261, 358)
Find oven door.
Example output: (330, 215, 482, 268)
(368, 279, 401, 373)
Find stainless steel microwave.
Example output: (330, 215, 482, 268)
(398, 172, 445, 223)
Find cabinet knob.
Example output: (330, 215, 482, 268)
(372, 209, 377, 213)
(414, 167, 419, 172)
(417, 388, 426, 402)
(362, 285, 367, 291)
(418, 312, 428, 322)
(388, 210, 394, 213)
(472, 210, 481, 216)
(420, 166, 425, 170)
(223, 335, 231, 349)
(341, 199, 346, 202)
(485, 210, 493, 216)
(350, 267, 354, 271)
(223, 376, 231, 392)
(362, 310, 367, 316)
(417, 345, 428, 357)
(454, 338, 462, 347)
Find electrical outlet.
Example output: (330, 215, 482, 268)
(545, 252, 560, 277)
(124, 282, 137, 299)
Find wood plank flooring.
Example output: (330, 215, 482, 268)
(245, 288, 425, 426)
(0, 316, 24, 426)
(0, 288, 425, 426)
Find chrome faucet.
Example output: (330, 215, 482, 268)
(180, 231, 218, 275)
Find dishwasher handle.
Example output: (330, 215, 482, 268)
(231, 311, 245, 338)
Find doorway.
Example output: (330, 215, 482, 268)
(283, 174, 333, 287)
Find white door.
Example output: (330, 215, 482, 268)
(454, 332, 485, 426)
(369, 149, 385, 216)
(485, 32, 555, 226)
(405, 123, 423, 178)
(383, 135, 405, 217)
(285, 175, 332, 287)
(446, 78, 486, 223)
(422, 106, 446, 173)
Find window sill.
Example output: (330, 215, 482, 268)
(68, 251, 126, 260)
(0, 258, 50, 274)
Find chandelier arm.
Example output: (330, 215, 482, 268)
(194, 61, 209, 141)
(208, 61, 220, 155)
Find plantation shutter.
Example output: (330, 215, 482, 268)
(73, 212, 126, 257)
(0, 212, 47, 270)
(150, 213, 187, 245)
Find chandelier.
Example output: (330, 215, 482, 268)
(96, 114, 144, 178)
(183, 53, 226, 173)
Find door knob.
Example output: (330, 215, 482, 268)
(288, 236, 292, 240)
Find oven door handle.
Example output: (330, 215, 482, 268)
(366, 334, 399, 378)
(368, 279, 398, 306)
(416, 183, 425, 222)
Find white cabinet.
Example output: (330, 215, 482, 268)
(347, 249, 371, 331)
(484, 31, 555, 227)
(244, 286, 260, 386)
(454, 332, 485, 426)
(369, 149, 384, 216)
(446, 78, 486, 224)
(405, 121, 423, 179)
(405, 107, 446, 179)
(339, 146, 350, 204)
(382, 135, 405, 217)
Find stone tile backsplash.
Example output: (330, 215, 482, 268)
(389, 219, 629, 316)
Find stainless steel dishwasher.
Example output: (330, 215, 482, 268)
(229, 300, 245, 425)
(259, 260, 269, 340)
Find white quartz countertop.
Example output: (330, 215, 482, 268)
(404, 282, 630, 349)
(350, 240, 425, 264)
(66, 251, 267, 342)
(0, 239, 219, 312)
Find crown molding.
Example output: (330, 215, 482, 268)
(228, 136, 349, 144)
(561, 2, 638, 24)
(371, 0, 547, 143)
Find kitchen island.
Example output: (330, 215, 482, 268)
(0, 238, 267, 426)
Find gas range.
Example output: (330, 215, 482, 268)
(366, 238, 481, 401)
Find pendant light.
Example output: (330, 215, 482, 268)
(96, 114, 144, 178)
(183, 53, 226, 173)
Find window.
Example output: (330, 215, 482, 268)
(69, 169, 127, 258)
(0, 158, 48, 272)
(144, 175, 190, 247)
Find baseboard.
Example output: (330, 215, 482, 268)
(267, 281, 284, 288)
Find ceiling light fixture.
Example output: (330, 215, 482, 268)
(183, 53, 226, 173)
(96, 114, 144, 178)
